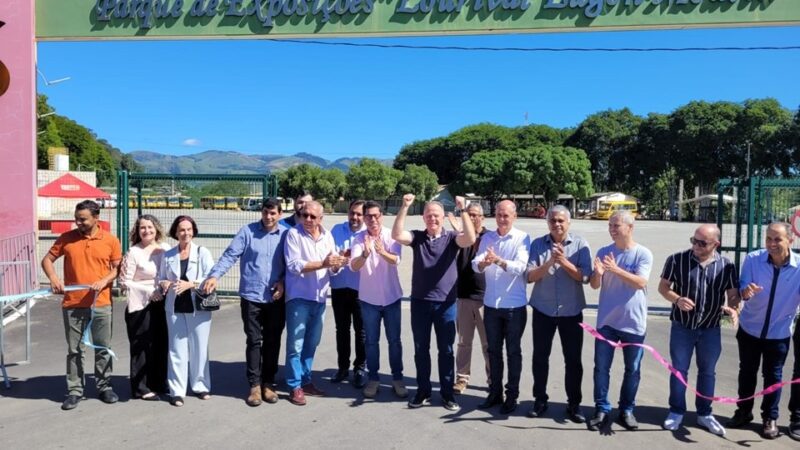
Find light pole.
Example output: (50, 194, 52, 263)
(746, 141, 751, 179)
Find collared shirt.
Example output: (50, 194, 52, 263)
(457, 227, 488, 301)
(528, 233, 592, 317)
(409, 229, 460, 302)
(207, 221, 287, 303)
(285, 224, 338, 303)
(350, 227, 403, 306)
(279, 214, 299, 229)
(330, 221, 365, 290)
(739, 249, 800, 340)
(47, 228, 122, 309)
(595, 243, 653, 336)
(472, 227, 530, 309)
(661, 249, 738, 330)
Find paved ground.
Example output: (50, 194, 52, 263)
(1, 298, 797, 449)
(6, 215, 797, 449)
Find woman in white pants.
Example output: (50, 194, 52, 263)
(159, 215, 214, 407)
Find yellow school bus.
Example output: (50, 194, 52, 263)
(200, 196, 226, 210)
(179, 196, 194, 209)
(595, 200, 639, 220)
(224, 196, 240, 210)
(166, 196, 181, 208)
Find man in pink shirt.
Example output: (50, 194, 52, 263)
(350, 201, 407, 399)
(284, 201, 346, 406)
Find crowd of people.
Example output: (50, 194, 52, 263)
(41, 194, 800, 441)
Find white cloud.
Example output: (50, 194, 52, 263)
(182, 138, 202, 146)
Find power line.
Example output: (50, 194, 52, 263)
(267, 39, 800, 53)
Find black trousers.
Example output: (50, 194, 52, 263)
(125, 301, 168, 397)
(484, 305, 527, 400)
(331, 288, 366, 371)
(788, 321, 800, 422)
(240, 298, 286, 387)
(736, 328, 791, 420)
(532, 308, 584, 406)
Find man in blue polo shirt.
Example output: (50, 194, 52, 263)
(728, 222, 800, 440)
(587, 210, 653, 432)
(204, 198, 287, 407)
(392, 193, 476, 412)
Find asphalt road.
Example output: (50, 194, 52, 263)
(0, 297, 797, 449)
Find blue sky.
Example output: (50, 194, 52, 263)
(36, 26, 800, 162)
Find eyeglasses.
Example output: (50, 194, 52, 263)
(689, 237, 710, 248)
(364, 213, 381, 219)
(302, 213, 319, 220)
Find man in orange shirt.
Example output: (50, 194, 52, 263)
(42, 200, 122, 411)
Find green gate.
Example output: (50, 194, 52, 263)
(116, 171, 278, 295)
(717, 176, 800, 268)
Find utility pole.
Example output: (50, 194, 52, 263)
(746, 141, 751, 179)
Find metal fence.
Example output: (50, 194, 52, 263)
(116, 171, 278, 295)
(718, 176, 800, 268)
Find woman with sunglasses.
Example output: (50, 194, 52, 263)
(159, 215, 215, 407)
(119, 214, 171, 400)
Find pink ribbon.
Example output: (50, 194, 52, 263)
(580, 322, 800, 404)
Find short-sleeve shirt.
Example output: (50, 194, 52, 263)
(595, 243, 653, 336)
(661, 249, 738, 329)
(409, 229, 460, 303)
(350, 227, 403, 306)
(528, 233, 592, 317)
(48, 228, 122, 309)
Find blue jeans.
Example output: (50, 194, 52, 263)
(360, 300, 403, 381)
(284, 299, 326, 390)
(593, 325, 645, 413)
(484, 305, 527, 400)
(668, 321, 721, 416)
(410, 298, 456, 399)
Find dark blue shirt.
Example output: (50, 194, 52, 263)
(410, 229, 460, 303)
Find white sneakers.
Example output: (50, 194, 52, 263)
(663, 412, 683, 431)
(663, 412, 726, 436)
(697, 415, 726, 436)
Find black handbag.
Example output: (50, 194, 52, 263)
(194, 288, 220, 311)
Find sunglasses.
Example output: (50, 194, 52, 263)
(689, 237, 711, 248)
(302, 213, 319, 220)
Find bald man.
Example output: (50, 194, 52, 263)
(658, 224, 739, 436)
(472, 200, 531, 415)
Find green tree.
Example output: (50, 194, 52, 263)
(313, 168, 347, 206)
(732, 98, 794, 177)
(277, 164, 323, 199)
(395, 164, 439, 201)
(346, 158, 402, 200)
(460, 150, 519, 206)
(565, 108, 643, 190)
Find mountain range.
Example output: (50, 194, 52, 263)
(129, 150, 393, 174)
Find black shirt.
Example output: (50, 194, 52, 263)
(456, 228, 488, 301)
(174, 257, 194, 313)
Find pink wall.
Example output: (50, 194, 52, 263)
(0, 1, 36, 241)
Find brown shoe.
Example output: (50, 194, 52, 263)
(302, 383, 325, 397)
(762, 419, 778, 439)
(246, 386, 262, 407)
(289, 387, 306, 406)
(453, 379, 467, 395)
(262, 384, 278, 404)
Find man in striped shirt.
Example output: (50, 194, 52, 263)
(658, 224, 739, 436)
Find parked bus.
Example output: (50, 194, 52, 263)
(224, 196, 240, 210)
(594, 200, 639, 220)
(200, 196, 227, 210)
(166, 196, 181, 208)
(179, 196, 194, 209)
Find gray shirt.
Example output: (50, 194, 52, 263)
(528, 233, 592, 317)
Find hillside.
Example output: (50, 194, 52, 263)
(129, 150, 392, 174)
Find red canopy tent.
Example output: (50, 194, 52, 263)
(38, 174, 111, 233)
(37, 173, 110, 199)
